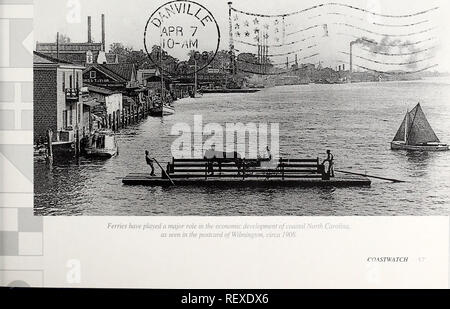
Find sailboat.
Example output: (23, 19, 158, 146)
(391, 103, 448, 151)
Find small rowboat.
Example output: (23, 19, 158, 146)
(391, 103, 448, 152)
(85, 130, 118, 159)
(162, 104, 175, 116)
(149, 103, 174, 117)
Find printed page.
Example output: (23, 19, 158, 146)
(0, 0, 449, 289)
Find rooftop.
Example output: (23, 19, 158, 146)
(85, 84, 121, 95)
(102, 63, 136, 80)
(36, 42, 103, 52)
(33, 51, 84, 68)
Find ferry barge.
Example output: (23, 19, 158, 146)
(122, 157, 371, 187)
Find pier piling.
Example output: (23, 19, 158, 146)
(46, 129, 53, 166)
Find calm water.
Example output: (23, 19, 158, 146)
(35, 78, 450, 216)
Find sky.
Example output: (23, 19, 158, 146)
(34, 0, 450, 72)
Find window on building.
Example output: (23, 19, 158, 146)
(69, 74, 73, 89)
(76, 71, 79, 89)
(63, 110, 68, 129)
(86, 51, 93, 64)
(68, 108, 73, 126)
(90, 71, 96, 79)
(62, 71, 65, 91)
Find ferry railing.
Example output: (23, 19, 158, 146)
(169, 157, 325, 180)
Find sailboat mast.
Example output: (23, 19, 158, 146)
(406, 105, 420, 145)
(404, 109, 408, 144)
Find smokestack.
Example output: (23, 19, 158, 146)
(101, 14, 105, 51)
(350, 41, 359, 75)
(87, 16, 92, 43)
(56, 32, 59, 60)
(343, 64, 345, 71)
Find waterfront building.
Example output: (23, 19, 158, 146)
(197, 68, 229, 88)
(33, 52, 89, 152)
(137, 68, 160, 87)
(83, 63, 140, 121)
(83, 63, 139, 91)
(85, 84, 123, 128)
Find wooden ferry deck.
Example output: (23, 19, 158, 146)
(122, 173, 371, 187)
(122, 157, 371, 188)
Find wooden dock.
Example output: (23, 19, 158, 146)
(122, 173, 371, 188)
(201, 89, 261, 94)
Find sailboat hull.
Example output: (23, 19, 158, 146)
(391, 141, 449, 152)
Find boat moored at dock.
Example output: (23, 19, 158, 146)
(162, 104, 175, 116)
(84, 130, 118, 159)
(149, 103, 175, 117)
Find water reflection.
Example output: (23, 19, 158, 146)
(404, 151, 437, 178)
